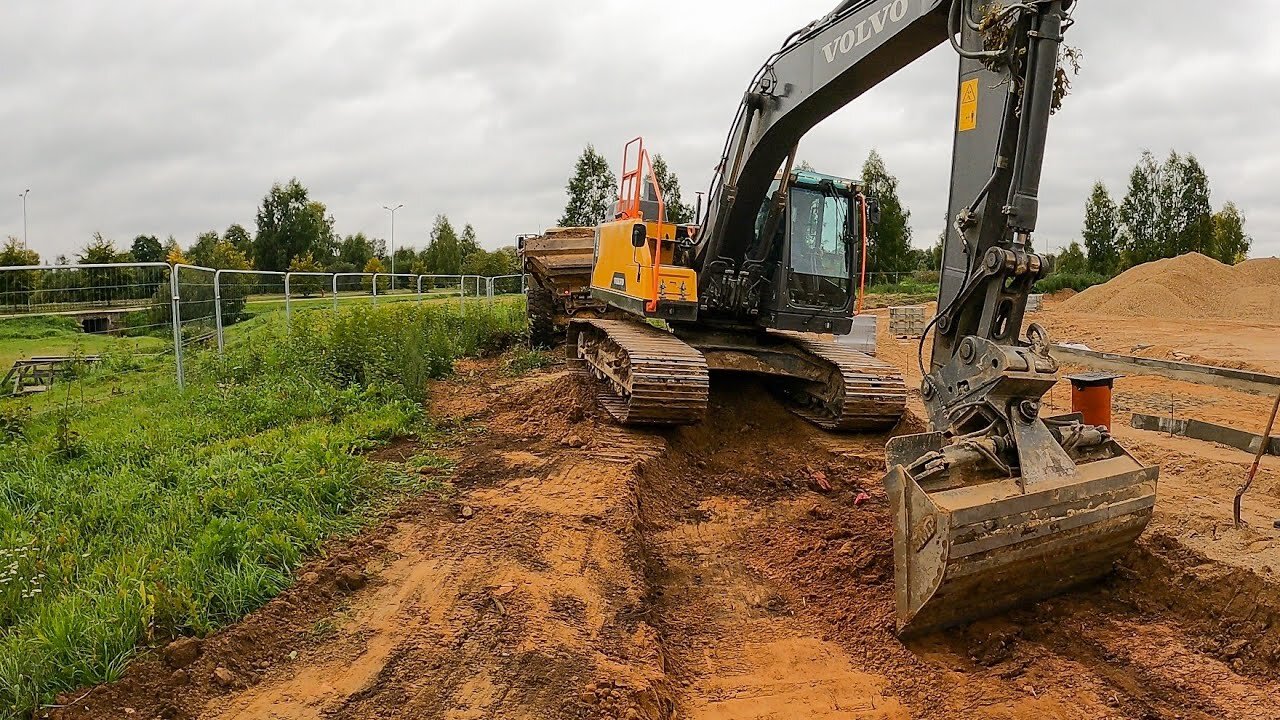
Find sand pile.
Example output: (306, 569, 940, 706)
(1236, 257, 1280, 285)
(1061, 252, 1280, 322)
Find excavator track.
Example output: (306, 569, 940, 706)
(568, 319, 709, 426)
(782, 336, 908, 432)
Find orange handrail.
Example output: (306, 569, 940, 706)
(617, 137, 668, 313)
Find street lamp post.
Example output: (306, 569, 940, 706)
(18, 189, 29, 248)
(382, 204, 404, 285)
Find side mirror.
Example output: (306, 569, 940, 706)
(866, 199, 882, 227)
(631, 223, 648, 248)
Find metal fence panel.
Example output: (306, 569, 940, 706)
(0, 262, 178, 392)
(213, 270, 287, 355)
(0, 265, 531, 392)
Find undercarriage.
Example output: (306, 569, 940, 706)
(568, 319, 907, 431)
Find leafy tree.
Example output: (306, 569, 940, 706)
(153, 240, 251, 327)
(164, 237, 186, 266)
(79, 233, 126, 265)
(559, 145, 616, 227)
(187, 231, 223, 268)
(495, 246, 520, 275)
(363, 257, 388, 293)
(130, 235, 165, 264)
(288, 252, 326, 297)
(1056, 241, 1089, 274)
(253, 179, 336, 271)
(461, 247, 522, 278)
(1117, 151, 1161, 267)
(422, 215, 463, 276)
(0, 237, 42, 308)
(0, 237, 40, 268)
(337, 233, 375, 270)
(200, 240, 251, 271)
(795, 160, 816, 172)
(860, 149, 915, 277)
(392, 247, 418, 275)
(927, 232, 945, 273)
(652, 154, 694, 224)
(1119, 150, 1215, 269)
(1082, 182, 1119, 276)
(460, 223, 481, 262)
(77, 234, 130, 303)
(1163, 152, 1213, 256)
(1212, 202, 1252, 265)
(224, 224, 254, 260)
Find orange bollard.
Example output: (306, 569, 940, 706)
(1066, 372, 1123, 430)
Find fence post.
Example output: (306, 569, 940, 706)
(373, 274, 380, 305)
(333, 274, 339, 312)
(459, 276, 465, 312)
(170, 266, 185, 390)
(284, 273, 292, 326)
(417, 275, 425, 302)
(214, 270, 225, 356)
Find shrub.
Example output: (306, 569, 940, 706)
(0, 299, 526, 716)
(1034, 271, 1109, 294)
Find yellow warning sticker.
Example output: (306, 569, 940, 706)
(959, 78, 979, 132)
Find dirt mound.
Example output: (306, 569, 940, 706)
(1237, 257, 1280, 285)
(1060, 252, 1280, 322)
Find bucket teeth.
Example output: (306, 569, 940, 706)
(885, 434, 1158, 637)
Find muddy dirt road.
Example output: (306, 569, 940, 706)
(58, 339, 1280, 719)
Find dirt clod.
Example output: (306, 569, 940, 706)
(335, 568, 368, 592)
(211, 666, 236, 689)
(162, 637, 201, 670)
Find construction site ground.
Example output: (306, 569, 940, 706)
(57, 297, 1280, 720)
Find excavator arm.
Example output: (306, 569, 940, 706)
(689, 0, 1157, 636)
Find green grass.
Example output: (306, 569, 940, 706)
(0, 300, 526, 718)
(240, 289, 522, 317)
(862, 279, 940, 309)
(0, 317, 167, 371)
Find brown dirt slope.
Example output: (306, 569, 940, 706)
(48, 354, 1280, 720)
(1061, 252, 1280, 321)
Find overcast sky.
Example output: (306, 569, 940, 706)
(2, 1, 1277, 262)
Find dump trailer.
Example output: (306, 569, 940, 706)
(567, 0, 1157, 636)
(519, 228, 614, 347)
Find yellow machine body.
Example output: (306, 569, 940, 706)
(589, 218, 700, 323)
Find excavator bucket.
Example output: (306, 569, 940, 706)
(884, 427, 1158, 637)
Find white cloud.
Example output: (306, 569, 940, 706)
(1, 0, 1276, 260)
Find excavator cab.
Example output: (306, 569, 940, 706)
(756, 171, 872, 334)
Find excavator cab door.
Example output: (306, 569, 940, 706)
(761, 174, 861, 333)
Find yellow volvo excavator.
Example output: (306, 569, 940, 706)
(549, 0, 1157, 637)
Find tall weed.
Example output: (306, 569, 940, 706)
(0, 300, 525, 717)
